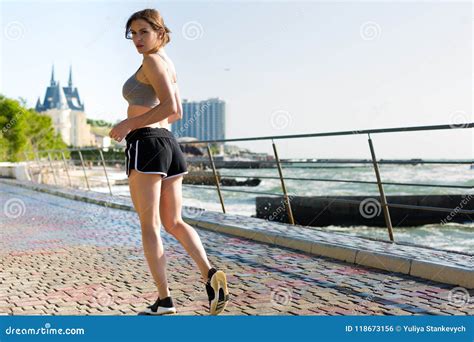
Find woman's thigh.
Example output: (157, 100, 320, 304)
(128, 169, 164, 230)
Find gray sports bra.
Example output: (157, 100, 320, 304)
(122, 52, 177, 107)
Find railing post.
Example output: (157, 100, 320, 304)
(367, 133, 394, 242)
(98, 148, 113, 195)
(23, 151, 33, 181)
(61, 151, 72, 188)
(207, 144, 226, 213)
(271, 139, 295, 225)
(34, 151, 43, 184)
(47, 152, 58, 185)
(77, 150, 91, 191)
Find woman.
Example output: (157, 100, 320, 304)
(109, 8, 229, 315)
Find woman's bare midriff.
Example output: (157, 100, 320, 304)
(127, 105, 169, 130)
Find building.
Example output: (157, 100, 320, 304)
(171, 97, 226, 142)
(92, 132, 111, 149)
(35, 65, 94, 147)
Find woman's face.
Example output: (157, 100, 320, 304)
(129, 19, 163, 54)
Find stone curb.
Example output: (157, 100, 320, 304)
(185, 217, 473, 288)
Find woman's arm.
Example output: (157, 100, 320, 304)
(167, 83, 183, 124)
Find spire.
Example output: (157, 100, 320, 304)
(50, 64, 55, 86)
(68, 65, 73, 87)
(35, 96, 42, 112)
(56, 81, 68, 110)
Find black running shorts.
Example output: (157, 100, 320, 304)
(124, 127, 188, 180)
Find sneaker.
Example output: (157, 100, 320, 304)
(205, 267, 230, 315)
(138, 296, 177, 315)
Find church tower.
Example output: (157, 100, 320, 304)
(35, 64, 92, 147)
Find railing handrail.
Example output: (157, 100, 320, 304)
(24, 122, 473, 153)
(27, 155, 474, 165)
(177, 122, 473, 144)
(210, 173, 473, 190)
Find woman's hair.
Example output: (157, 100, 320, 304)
(125, 9, 171, 49)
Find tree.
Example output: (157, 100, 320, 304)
(0, 94, 67, 162)
(87, 118, 113, 128)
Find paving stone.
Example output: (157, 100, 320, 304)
(0, 181, 472, 316)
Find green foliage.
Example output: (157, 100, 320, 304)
(0, 94, 67, 162)
(87, 118, 113, 128)
(70, 148, 125, 163)
(209, 143, 221, 155)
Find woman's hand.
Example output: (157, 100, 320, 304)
(109, 119, 132, 143)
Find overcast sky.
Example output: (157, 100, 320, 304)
(1, 0, 472, 159)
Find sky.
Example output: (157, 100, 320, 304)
(0, 0, 472, 159)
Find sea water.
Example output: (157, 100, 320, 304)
(97, 163, 473, 253)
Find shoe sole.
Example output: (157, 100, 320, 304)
(138, 307, 177, 315)
(210, 270, 229, 315)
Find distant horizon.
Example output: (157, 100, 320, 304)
(1, 0, 472, 159)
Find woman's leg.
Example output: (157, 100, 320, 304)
(128, 169, 171, 298)
(160, 175, 212, 283)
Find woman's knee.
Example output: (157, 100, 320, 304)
(140, 222, 162, 239)
(161, 217, 185, 236)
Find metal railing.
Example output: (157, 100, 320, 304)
(23, 122, 474, 243)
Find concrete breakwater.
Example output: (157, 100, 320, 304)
(256, 194, 473, 227)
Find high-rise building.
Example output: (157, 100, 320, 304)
(35, 65, 94, 147)
(171, 97, 226, 142)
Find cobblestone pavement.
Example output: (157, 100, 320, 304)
(0, 183, 472, 316)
